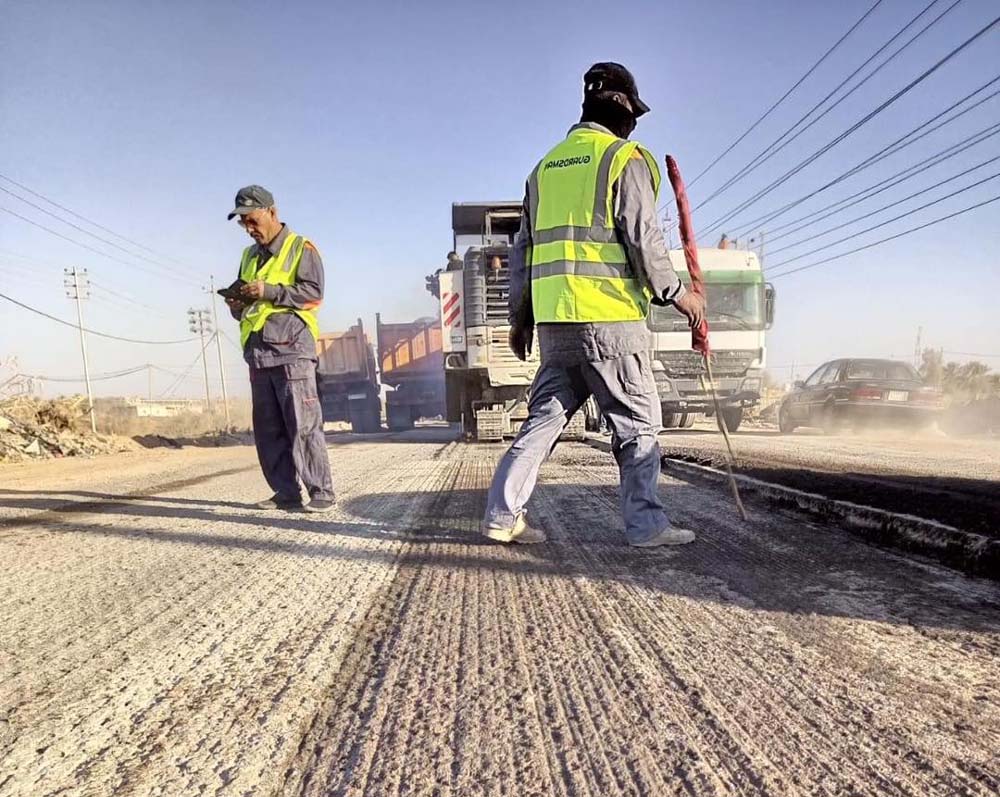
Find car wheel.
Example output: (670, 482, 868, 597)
(778, 403, 796, 434)
(663, 412, 680, 429)
(679, 413, 696, 428)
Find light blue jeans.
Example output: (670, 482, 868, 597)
(484, 351, 671, 545)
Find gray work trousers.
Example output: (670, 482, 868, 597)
(484, 351, 670, 545)
(250, 361, 334, 502)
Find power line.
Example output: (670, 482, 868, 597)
(768, 192, 1000, 280)
(0, 250, 183, 319)
(699, 15, 1000, 238)
(22, 363, 241, 385)
(694, 0, 961, 211)
(765, 155, 1000, 256)
(23, 365, 150, 383)
(0, 291, 198, 345)
(768, 170, 1000, 268)
(0, 205, 200, 287)
(754, 121, 1000, 241)
(0, 262, 55, 288)
(0, 172, 202, 278)
(723, 75, 1000, 239)
(160, 333, 218, 398)
(89, 279, 176, 319)
(0, 184, 187, 279)
(686, 0, 887, 189)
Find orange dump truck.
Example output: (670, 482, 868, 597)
(376, 314, 446, 431)
(315, 319, 382, 433)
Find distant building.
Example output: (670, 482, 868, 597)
(123, 398, 206, 418)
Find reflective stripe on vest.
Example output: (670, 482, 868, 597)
(528, 128, 661, 323)
(238, 232, 320, 348)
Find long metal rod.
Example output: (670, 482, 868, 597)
(701, 355, 748, 521)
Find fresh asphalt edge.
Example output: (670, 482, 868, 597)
(582, 436, 997, 581)
(659, 454, 999, 582)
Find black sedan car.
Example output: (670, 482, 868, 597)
(778, 358, 943, 434)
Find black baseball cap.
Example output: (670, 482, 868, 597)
(583, 62, 650, 117)
(227, 185, 275, 220)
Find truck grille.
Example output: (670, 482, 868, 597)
(484, 266, 511, 324)
(463, 248, 512, 327)
(490, 328, 520, 366)
(657, 349, 758, 377)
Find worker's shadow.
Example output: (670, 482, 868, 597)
(1, 481, 997, 634)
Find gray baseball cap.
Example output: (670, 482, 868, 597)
(227, 185, 274, 220)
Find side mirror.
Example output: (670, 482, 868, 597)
(764, 283, 776, 329)
(793, 380, 805, 389)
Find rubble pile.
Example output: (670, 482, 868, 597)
(0, 396, 137, 462)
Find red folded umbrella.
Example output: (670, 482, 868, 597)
(665, 155, 710, 356)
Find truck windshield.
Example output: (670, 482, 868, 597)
(648, 282, 764, 332)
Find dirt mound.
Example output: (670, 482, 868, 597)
(0, 396, 138, 462)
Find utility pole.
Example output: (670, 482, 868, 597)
(207, 276, 231, 428)
(65, 267, 96, 433)
(147, 364, 153, 401)
(188, 308, 213, 416)
(914, 325, 923, 368)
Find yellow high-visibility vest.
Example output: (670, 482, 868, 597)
(238, 232, 320, 348)
(529, 127, 661, 323)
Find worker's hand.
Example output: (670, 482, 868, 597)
(674, 291, 707, 328)
(240, 280, 267, 300)
(224, 296, 246, 312)
(509, 323, 533, 361)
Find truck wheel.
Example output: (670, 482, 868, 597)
(721, 408, 743, 433)
(679, 413, 696, 429)
(663, 412, 680, 429)
(778, 404, 796, 434)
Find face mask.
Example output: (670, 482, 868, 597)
(581, 95, 638, 139)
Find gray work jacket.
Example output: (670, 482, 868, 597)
(232, 224, 324, 369)
(509, 122, 686, 365)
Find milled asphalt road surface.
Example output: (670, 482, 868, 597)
(1, 429, 998, 796)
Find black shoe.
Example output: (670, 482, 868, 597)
(255, 494, 303, 511)
(304, 497, 336, 514)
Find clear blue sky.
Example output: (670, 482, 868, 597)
(2, 0, 998, 398)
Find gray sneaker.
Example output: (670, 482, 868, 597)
(483, 515, 547, 544)
(255, 494, 303, 511)
(304, 497, 336, 514)
(631, 527, 696, 548)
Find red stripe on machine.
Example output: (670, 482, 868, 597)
(443, 293, 459, 313)
(444, 307, 461, 326)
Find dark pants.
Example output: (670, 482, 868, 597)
(250, 361, 334, 502)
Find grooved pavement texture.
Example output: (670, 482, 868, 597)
(1, 431, 998, 796)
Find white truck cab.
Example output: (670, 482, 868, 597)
(648, 248, 775, 431)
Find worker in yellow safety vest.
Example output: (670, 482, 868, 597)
(483, 63, 706, 546)
(224, 185, 335, 513)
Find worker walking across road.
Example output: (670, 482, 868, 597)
(224, 185, 335, 512)
(483, 63, 706, 546)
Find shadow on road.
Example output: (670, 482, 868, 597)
(2, 481, 998, 637)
